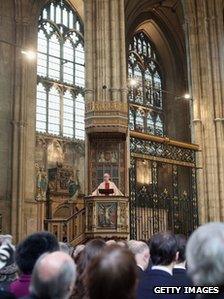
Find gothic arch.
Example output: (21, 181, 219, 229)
(125, 0, 190, 141)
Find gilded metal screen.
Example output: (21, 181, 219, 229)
(129, 136, 198, 240)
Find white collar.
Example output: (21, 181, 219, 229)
(137, 264, 144, 271)
(174, 264, 186, 270)
(151, 265, 173, 276)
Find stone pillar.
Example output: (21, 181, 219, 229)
(11, 13, 37, 241)
(183, 0, 224, 222)
(84, 0, 128, 196)
(0, 1, 39, 241)
(0, 0, 15, 235)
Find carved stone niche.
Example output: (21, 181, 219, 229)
(85, 100, 128, 134)
(88, 133, 127, 196)
(85, 196, 129, 240)
(48, 164, 78, 197)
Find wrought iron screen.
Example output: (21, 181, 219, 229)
(129, 136, 198, 240)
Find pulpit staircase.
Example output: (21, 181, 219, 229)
(44, 208, 86, 246)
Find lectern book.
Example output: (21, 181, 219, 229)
(98, 189, 114, 195)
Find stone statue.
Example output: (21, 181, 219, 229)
(92, 173, 123, 196)
(36, 165, 48, 201)
(68, 170, 80, 198)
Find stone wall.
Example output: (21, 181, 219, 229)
(0, 0, 84, 242)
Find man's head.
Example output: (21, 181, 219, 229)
(86, 245, 137, 299)
(30, 251, 76, 299)
(128, 240, 150, 270)
(15, 231, 59, 274)
(186, 222, 224, 286)
(103, 173, 110, 182)
(175, 234, 187, 264)
(150, 232, 177, 266)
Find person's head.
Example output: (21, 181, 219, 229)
(74, 239, 106, 298)
(30, 251, 76, 299)
(128, 240, 150, 270)
(86, 245, 137, 299)
(175, 234, 187, 264)
(103, 173, 110, 182)
(106, 239, 116, 246)
(117, 240, 128, 248)
(186, 222, 224, 286)
(59, 242, 70, 255)
(150, 232, 177, 266)
(73, 244, 85, 262)
(81, 239, 106, 269)
(15, 231, 59, 275)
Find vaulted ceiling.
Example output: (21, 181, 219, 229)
(125, 0, 185, 56)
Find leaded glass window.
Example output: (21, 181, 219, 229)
(128, 31, 164, 136)
(36, 0, 85, 140)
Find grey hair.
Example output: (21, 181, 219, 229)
(128, 240, 149, 255)
(59, 242, 70, 254)
(186, 222, 224, 286)
(30, 255, 76, 299)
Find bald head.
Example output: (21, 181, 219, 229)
(30, 251, 76, 299)
(103, 173, 110, 182)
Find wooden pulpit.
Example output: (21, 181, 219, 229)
(85, 195, 129, 239)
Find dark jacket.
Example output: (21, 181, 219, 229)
(173, 268, 193, 286)
(137, 269, 178, 299)
(173, 268, 195, 299)
(0, 290, 16, 299)
(136, 266, 144, 279)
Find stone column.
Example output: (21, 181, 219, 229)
(183, 0, 224, 222)
(0, 1, 39, 241)
(11, 14, 37, 241)
(0, 0, 15, 235)
(84, 0, 128, 195)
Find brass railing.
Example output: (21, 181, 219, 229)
(44, 208, 86, 245)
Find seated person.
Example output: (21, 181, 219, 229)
(10, 232, 59, 298)
(173, 234, 194, 299)
(173, 234, 192, 286)
(128, 240, 150, 279)
(92, 173, 123, 196)
(137, 232, 178, 299)
(27, 251, 76, 299)
(187, 222, 224, 299)
(86, 245, 137, 299)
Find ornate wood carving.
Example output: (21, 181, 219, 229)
(85, 196, 129, 239)
(89, 139, 126, 195)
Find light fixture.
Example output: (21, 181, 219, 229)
(175, 93, 192, 101)
(21, 49, 36, 60)
(129, 78, 138, 87)
(184, 93, 191, 100)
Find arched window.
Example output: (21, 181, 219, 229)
(36, 0, 85, 140)
(128, 31, 164, 136)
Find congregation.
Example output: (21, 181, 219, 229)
(0, 222, 223, 299)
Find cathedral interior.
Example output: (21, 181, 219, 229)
(0, 0, 223, 244)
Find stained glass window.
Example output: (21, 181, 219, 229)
(128, 31, 164, 136)
(36, 0, 85, 140)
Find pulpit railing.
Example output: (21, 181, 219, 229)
(44, 208, 86, 245)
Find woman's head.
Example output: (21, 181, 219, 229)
(86, 245, 137, 299)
